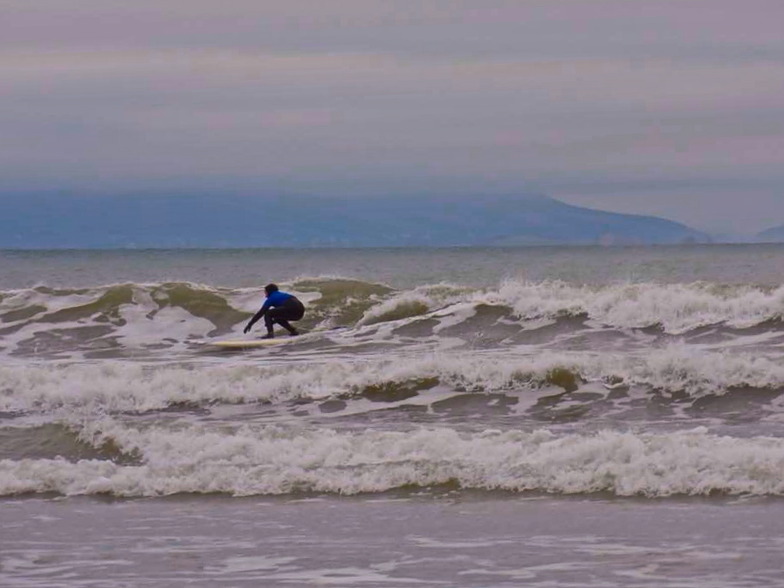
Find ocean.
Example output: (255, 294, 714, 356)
(2, 244, 784, 587)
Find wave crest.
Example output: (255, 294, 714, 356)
(3, 346, 784, 415)
(3, 424, 784, 497)
(3, 278, 784, 359)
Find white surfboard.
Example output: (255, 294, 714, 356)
(202, 327, 345, 349)
(205, 338, 296, 349)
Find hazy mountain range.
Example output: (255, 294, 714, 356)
(0, 191, 721, 248)
(756, 225, 784, 243)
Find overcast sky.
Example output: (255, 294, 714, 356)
(2, 0, 784, 234)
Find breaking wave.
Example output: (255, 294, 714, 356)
(2, 346, 784, 414)
(3, 423, 784, 498)
(3, 278, 784, 359)
(5, 275, 784, 502)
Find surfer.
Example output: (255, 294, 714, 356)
(243, 284, 305, 338)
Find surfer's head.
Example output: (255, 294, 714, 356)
(264, 283, 279, 296)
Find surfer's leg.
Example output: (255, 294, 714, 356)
(263, 313, 275, 337)
(280, 299, 303, 335)
(268, 307, 299, 335)
(276, 319, 297, 335)
(265, 308, 299, 336)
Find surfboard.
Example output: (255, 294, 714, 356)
(200, 327, 346, 350)
(206, 338, 296, 349)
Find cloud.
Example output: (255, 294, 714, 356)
(1, 0, 783, 231)
(4, 0, 784, 61)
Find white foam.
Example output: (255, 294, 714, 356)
(2, 345, 784, 413)
(339, 279, 784, 336)
(5, 280, 784, 362)
(357, 283, 470, 326)
(117, 304, 215, 350)
(492, 279, 784, 333)
(3, 423, 784, 497)
(617, 343, 784, 394)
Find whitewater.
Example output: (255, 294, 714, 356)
(3, 245, 784, 587)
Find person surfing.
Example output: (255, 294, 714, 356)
(243, 283, 305, 339)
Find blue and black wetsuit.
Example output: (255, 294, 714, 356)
(244, 289, 305, 338)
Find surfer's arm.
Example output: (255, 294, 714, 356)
(243, 302, 270, 333)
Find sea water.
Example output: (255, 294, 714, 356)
(2, 245, 784, 586)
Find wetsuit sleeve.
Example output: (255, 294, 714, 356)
(246, 299, 271, 330)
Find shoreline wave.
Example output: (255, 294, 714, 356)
(2, 346, 784, 414)
(2, 425, 784, 498)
